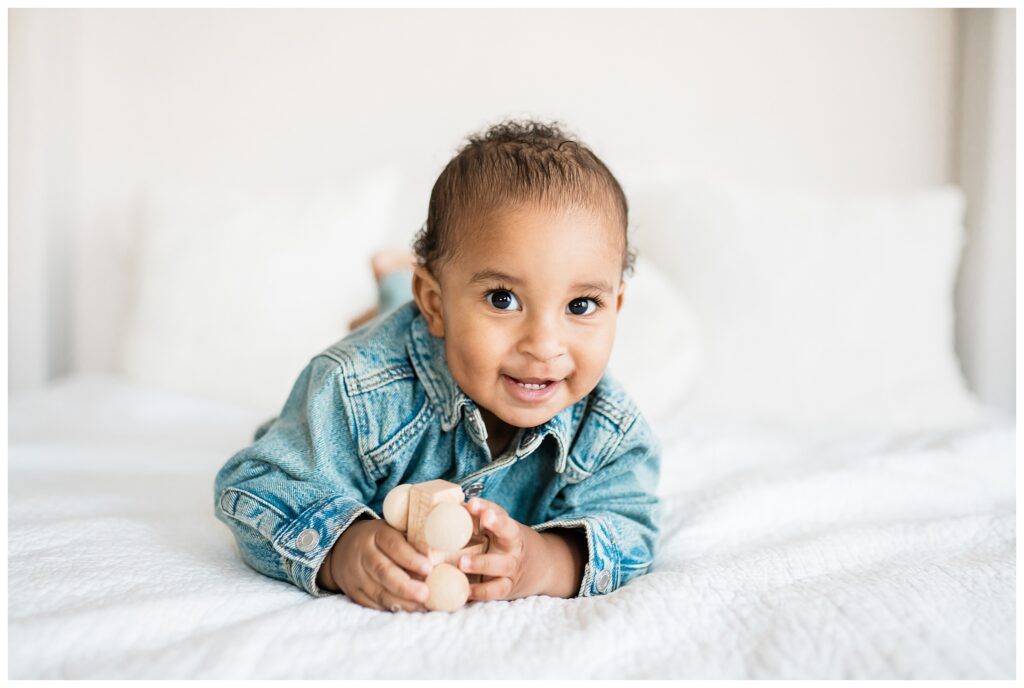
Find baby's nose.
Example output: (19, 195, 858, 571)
(518, 318, 566, 362)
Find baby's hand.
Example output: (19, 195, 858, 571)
(328, 518, 434, 612)
(459, 498, 548, 601)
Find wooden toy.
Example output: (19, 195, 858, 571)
(382, 479, 489, 612)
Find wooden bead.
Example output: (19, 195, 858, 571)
(382, 484, 411, 532)
(423, 501, 473, 552)
(406, 480, 464, 552)
(425, 563, 470, 612)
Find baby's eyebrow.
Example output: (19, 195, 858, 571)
(469, 268, 613, 294)
(571, 280, 614, 294)
(469, 268, 519, 286)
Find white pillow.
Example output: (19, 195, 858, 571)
(120, 172, 701, 423)
(630, 178, 986, 432)
(608, 255, 701, 425)
(120, 172, 403, 412)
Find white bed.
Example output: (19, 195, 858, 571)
(8, 374, 1013, 679)
(8, 176, 1016, 678)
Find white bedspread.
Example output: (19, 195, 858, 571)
(8, 375, 1015, 679)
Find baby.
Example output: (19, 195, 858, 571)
(214, 120, 661, 612)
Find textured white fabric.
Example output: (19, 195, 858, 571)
(631, 179, 986, 432)
(9, 376, 1014, 679)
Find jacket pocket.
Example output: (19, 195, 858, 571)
(342, 363, 433, 473)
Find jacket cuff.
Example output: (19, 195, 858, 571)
(532, 515, 619, 597)
(271, 494, 380, 597)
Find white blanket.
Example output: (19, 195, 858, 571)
(8, 375, 1015, 679)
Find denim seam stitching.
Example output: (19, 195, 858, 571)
(332, 368, 384, 480)
(363, 395, 434, 468)
(272, 495, 373, 567)
(566, 432, 619, 481)
(223, 508, 280, 545)
(287, 504, 381, 595)
(533, 516, 602, 597)
(220, 487, 288, 522)
(620, 560, 652, 569)
(406, 326, 448, 424)
(591, 395, 638, 433)
(600, 516, 624, 590)
(588, 423, 634, 477)
(316, 350, 345, 366)
(311, 504, 381, 596)
(347, 363, 416, 395)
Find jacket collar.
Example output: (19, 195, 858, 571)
(405, 303, 577, 472)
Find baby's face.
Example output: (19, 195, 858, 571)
(414, 203, 625, 434)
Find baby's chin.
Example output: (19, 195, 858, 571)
(491, 398, 576, 430)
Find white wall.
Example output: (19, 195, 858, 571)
(953, 8, 1015, 414)
(8, 8, 1013, 413)
(9, 10, 77, 392)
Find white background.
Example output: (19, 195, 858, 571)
(8, 8, 1015, 413)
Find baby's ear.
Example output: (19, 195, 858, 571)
(412, 267, 446, 337)
(615, 280, 626, 314)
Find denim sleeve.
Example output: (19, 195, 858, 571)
(532, 419, 661, 598)
(213, 355, 380, 597)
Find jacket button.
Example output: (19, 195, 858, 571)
(295, 528, 320, 552)
(596, 570, 612, 593)
(464, 482, 484, 499)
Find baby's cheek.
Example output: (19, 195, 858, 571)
(578, 363, 611, 403)
(445, 348, 486, 392)
(450, 329, 504, 380)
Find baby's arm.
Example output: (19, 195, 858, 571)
(214, 356, 386, 598)
(531, 418, 662, 597)
(540, 528, 588, 598)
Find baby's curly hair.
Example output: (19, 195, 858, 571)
(413, 119, 635, 278)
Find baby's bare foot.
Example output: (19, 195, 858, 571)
(372, 249, 416, 282)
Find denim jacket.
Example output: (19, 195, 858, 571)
(213, 300, 661, 599)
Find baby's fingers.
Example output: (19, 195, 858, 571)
(375, 524, 434, 578)
(365, 550, 431, 608)
(467, 498, 520, 548)
(351, 583, 426, 613)
(459, 552, 516, 579)
(468, 577, 514, 602)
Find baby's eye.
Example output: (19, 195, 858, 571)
(486, 289, 521, 311)
(567, 297, 599, 316)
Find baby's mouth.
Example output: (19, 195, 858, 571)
(503, 374, 559, 390)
